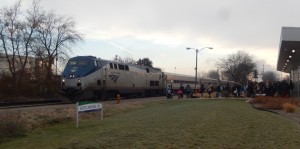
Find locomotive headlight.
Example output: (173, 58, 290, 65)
(78, 79, 81, 82)
(62, 79, 65, 82)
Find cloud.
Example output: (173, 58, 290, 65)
(4, 0, 300, 75)
(102, 40, 135, 55)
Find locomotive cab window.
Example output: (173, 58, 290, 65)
(68, 61, 77, 66)
(109, 63, 113, 69)
(118, 64, 125, 70)
(114, 64, 118, 69)
(125, 65, 129, 71)
(78, 61, 89, 66)
(97, 61, 102, 68)
(146, 68, 149, 73)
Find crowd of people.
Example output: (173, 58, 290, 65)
(244, 80, 294, 98)
(166, 84, 192, 99)
(166, 80, 295, 99)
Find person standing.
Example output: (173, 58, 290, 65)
(207, 83, 213, 98)
(216, 83, 222, 98)
(289, 80, 294, 96)
(186, 84, 192, 98)
(225, 82, 231, 98)
(247, 81, 254, 98)
(236, 82, 242, 98)
(166, 85, 173, 99)
(200, 83, 205, 97)
(179, 84, 184, 98)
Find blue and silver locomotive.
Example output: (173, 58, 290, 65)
(61, 56, 165, 101)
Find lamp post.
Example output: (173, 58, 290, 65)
(186, 47, 213, 91)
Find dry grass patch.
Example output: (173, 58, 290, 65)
(0, 107, 76, 142)
(0, 98, 165, 142)
(0, 111, 26, 142)
(283, 103, 297, 113)
(250, 96, 299, 111)
(19, 108, 75, 129)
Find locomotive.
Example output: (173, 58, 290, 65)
(61, 56, 165, 101)
(61, 56, 235, 101)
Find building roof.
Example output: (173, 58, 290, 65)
(277, 27, 300, 73)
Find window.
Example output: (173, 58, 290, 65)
(155, 81, 159, 86)
(67, 60, 89, 66)
(97, 80, 101, 86)
(125, 65, 129, 71)
(150, 81, 154, 86)
(78, 61, 89, 66)
(114, 64, 118, 69)
(109, 63, 113, 69)
(118, 64, 125, 70)
(68, 61, 77, 66)
(146, 68, 149, 73)
(97, 61, 102, 67)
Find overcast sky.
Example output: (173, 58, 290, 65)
(2, 0, 299, 76)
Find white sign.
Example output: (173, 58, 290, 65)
(76, 102, 103, 128)
(78, 103, 102, 112)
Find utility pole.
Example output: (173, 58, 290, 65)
(175, 67, 176, 75)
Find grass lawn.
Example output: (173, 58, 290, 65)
(1, 99, 300, 148)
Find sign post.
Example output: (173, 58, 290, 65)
(76, 102, 103, 128)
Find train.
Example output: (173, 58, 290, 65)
(60, 56, 235, 101)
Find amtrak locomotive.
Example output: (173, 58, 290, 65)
(61, 56, 234, 101)
(61, 56, 165, 101)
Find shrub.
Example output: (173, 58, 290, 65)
(0, 111, 26, 142)
(282, 103, 297, 113)
(250, 96, 299, 110)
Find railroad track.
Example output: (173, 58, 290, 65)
(0, 96, 166, 109)
(0, 99, 72, 109)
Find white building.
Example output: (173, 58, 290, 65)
(277, 27, 300, 97)
(0, 53, 52, 79)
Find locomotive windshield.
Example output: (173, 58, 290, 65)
(62, 56, 100, 78)
(67, 60, 89, 66)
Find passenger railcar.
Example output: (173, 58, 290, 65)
(164, 72, 235, 92)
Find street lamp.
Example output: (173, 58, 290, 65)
(186, 47, 213, 91)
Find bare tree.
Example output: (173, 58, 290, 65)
(262, 71, 277, 82)
(35, 11, 83, 79)
(0, 1, 46, 85)
(0, 0, 83, 97)
(18, 0, 44, 83)
(207, 70, 220, 80)
(123, 57, 136, 64)
(217, 50, 256, 85)
(198, 71, 208, 78)
(0, 1, 22, 86)
(112, 55, 123, 63)
(137, 57, 153, 67)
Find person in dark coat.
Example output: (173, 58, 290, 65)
(207, 83, 213, 98)
(200, 83, 205, 97)
(185, 84, 192, 98)
(247, 81, 254, 98)
(289, 80, 294, 96)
